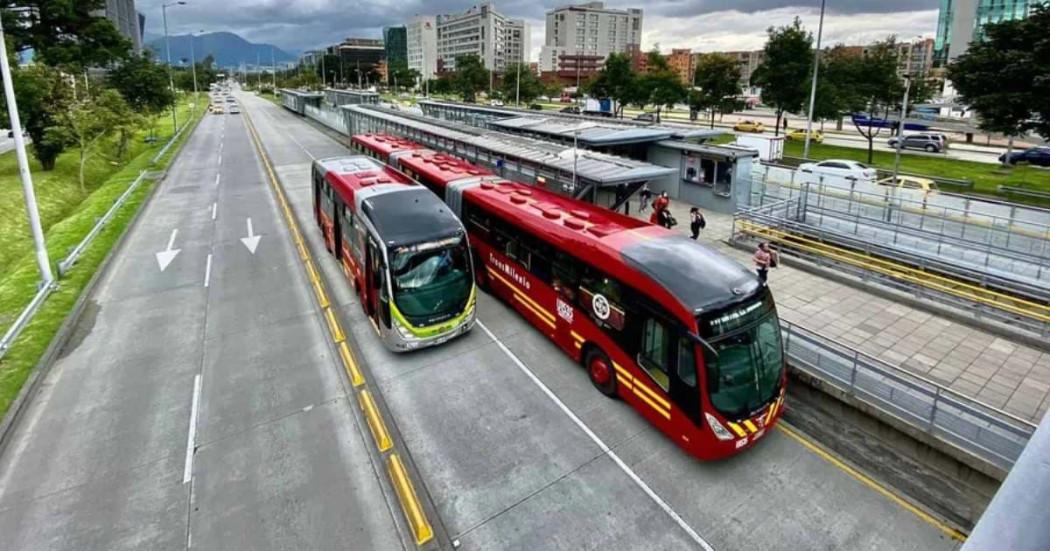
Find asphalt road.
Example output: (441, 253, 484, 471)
(243, 92, 965, 550)
(0, 110, 403, 549)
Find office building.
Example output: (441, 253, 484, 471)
(539, 2, 642, 73)
(384, 26, 408, 65)
(328, 38, 385, 83)
(434, 3, 529, 73)
(934, 0, 1046, 63)
(407, 16, 438, 80)
(895, 38, 936, 77)
(99, 0, 143, 53)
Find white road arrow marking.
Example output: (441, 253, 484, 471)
(240, 217, 261, 254)
(155, 229, 181, 271)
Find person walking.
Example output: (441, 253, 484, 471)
(638, 183, 653, 214)
(689, 207, 706, 240)
(752, 242, 778, 284)
(649, 191, 670, 226)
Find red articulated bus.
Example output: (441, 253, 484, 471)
(350, 133, 425, 163)
(354, 133, 786, 460)
(311, 154, 476, 351)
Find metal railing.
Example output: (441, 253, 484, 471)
(0, 120, 189, 361)
(781, 319, 1036, 472)
(733, 199, 1050, 338)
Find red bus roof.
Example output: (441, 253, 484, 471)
(314, 156, 415, 205)
(398, 149, 494, 187)
(351, 133, 426, 158)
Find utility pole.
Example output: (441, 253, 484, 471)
(321, 53, 327, 88)
(161, 1, 186, 133)
(515, 61, 521, 106)
(271, 46, 277, 91)
(0, 10, 52, 282)
(189, 29, 201, 107)
(802, 0, 826, 160)
(891, 74, 912, 185)
(256, 51, 261, 88)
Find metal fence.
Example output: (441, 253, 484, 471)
(781, 319, 1036, 472)
(733, 199, 1050, 338)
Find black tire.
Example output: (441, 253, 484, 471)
(584, 347, 617, 398)
(925, 144, 937, 152)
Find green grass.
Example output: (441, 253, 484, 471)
(0, 100, 204, 419)
(782, 140, 1050, 198)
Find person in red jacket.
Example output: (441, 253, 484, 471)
(649, 191, 670, 225)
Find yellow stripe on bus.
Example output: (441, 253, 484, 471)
(727, 422, 748, 438)
(486, 268, 556, 326)
(743, 419, 758, 433)
(513, 294, 556, 329)
(612, 363, 669, 418)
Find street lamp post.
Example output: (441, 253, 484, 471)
(162, 1, 186, 133)
(802, 0, 826, 159)
(0, 10, 52, 283)
(189, 29, 201, 108)
(515, 61, 521, 106)
(271, 47, 277, 91)
(891, 74, 912, 185)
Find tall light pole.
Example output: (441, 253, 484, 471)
(0, 10, 52, 282)
(189, 29, 202, 107)
(891, 74, 912, 185)
(162, 1, 186, 133)
(802, 0, 826, 160)
(271, 46, 277, 91)
(515, 61, 521, 106)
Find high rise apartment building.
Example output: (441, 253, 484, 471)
(693, 50, 765, 89)
(384, 26, 408, 65)
(433, 3, 529, 73)
(99, 0, 143, 53)
(539, 2, 642, 73)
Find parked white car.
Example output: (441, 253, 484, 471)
(797, 159, 878, 187)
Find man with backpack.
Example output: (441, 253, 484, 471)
(689, 207, 706, 239)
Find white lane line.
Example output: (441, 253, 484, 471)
(218, 153, 222, 166)
(476, 321, 715, 551)
(182, 374, 203, 484)
(211, 202, 217, 220)
(286, 131, 316, 161)
(203, 253, 213, 288)
(214, 173, 220, 186)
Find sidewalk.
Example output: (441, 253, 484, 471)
(639, 199, 1050, 424)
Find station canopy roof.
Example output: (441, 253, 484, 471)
(347, 105, 676, 186)
(280, 88, 324, 98)
(418, 100, 723, 145)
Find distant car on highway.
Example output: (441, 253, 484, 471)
(786, 128, 823, 143)
(559, 106, 580, 114)
(887, 133, 945, 153)
(212, 105, 224, 115)
(634, 112, 656, 122)
(999, 146, 1050, 167)
(528, 103, 543, 110)
(734, 120, 765, 133)
(228, 105, 240, 114)
(798, 159, 878, 184)
(489, 99, 504, 107)
(225, 96, 235, 103)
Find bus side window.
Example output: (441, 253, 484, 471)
(552, 251, 580, 300)
(341, 204, 354, 244)
(677, 338, 697, 387)
(491, 220, 521, 264)
(464, 203, 491, 240)
(639, 318, 671, 391)
(521, 234, 552, 283)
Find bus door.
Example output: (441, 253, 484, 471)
(365, 235, 391, 330)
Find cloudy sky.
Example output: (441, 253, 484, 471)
(136, 0, 940, 57)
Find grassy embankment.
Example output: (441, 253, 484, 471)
(0, 98, 203, 418)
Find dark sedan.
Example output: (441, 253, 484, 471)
(999, 147, 1050, 167)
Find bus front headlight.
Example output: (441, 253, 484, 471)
(394, 318, 416, 341)
(705, 412, 735, 441)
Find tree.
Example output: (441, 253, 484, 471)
(500, 63, 544, 105)
(751, 18, 813, 136)
(641, 69, 686, 123)
(689, 53, 743, 127)
(107, 53, 174, 151)
(584, 53, 634, 117)
(451, 55, 489, 102)
(0, 64, 74, 170)
(949, 4, 1050, 162)
(824, 39, 903, 163)
(58, 90, 137, 192)
(387, 59, 417, 91)
(1, 1, 131, 68)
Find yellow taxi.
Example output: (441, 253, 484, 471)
(733, 120, 765, 133)
(786, 128, 824, 143)
(211, 104, 224, 115)
(876, 175, 938, 194)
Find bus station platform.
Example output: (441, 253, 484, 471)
(641, 199, 1050, 424)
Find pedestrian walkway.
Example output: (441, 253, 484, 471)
(638, 198, 1050, 424)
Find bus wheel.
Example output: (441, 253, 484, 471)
(585, 348, 617, 397)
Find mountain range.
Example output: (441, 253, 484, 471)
(145, 31, 295, 69)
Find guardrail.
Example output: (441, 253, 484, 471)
(997, 185, 1050, 202)
(57, 170, 149, 276)
(0, 119, 189, 361)
(781, 319, 1036, 472)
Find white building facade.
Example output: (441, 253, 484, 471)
(407, 15, 438, 80)
(435, 3, 529, 73)
(539, 2, 642, 72)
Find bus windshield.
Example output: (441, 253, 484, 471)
(698, 291, 784, 420)
(704, 314, 783, 419)
(389, 236, 472, 327)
